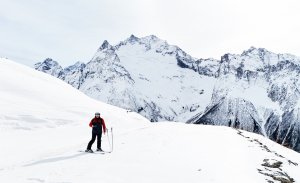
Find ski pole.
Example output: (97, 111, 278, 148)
(111, 127, 113, 152)
(106, 127, 112, 153)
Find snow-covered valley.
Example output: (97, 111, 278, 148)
(1, 58, 300, 182)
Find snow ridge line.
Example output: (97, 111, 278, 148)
(236, 129, 298, 166)
(236, 129, 298, 183)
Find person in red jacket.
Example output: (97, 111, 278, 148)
(85, 112, 107, 153)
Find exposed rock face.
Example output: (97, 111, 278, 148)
(195, 97, 263, 134)
(34, 58, 63, 77)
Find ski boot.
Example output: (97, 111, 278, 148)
(85, 149, 94, 153)
(96, 148, 103, 152)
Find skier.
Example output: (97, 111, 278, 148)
(85, 112, 107, 153)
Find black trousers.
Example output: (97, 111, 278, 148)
(87, 132, 102, 150)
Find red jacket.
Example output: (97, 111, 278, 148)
(89, 117, 107, 133)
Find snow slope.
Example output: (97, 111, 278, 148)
(0, 58, 148, 168)
(1, 58, 300, 183)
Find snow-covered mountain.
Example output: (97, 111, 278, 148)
(191, 47, 300, 153)
(35, 35, 217, 122)
(2, 58, 300, 183)
(34, 35, 300, 153)
(34, 58, 63, 77)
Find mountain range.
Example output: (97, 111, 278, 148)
(34, 35, 300, 152)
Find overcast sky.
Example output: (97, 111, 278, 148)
(1, 0, 300, 67)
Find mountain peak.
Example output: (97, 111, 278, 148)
(127, 34, 140, 43)
(98, 40, 113, 51)
(124, 34, 162, 44)
(36, 58, 61, 68)
(141, 35, 160, 43)
(146, 34, 159, 39)
(34, 58, 63, 77)
(43, 58, 58, 64)
(115, 34, 165, 51)
(242, 46, 271, 56)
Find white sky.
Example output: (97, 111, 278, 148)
(0, 0, 300, 67)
